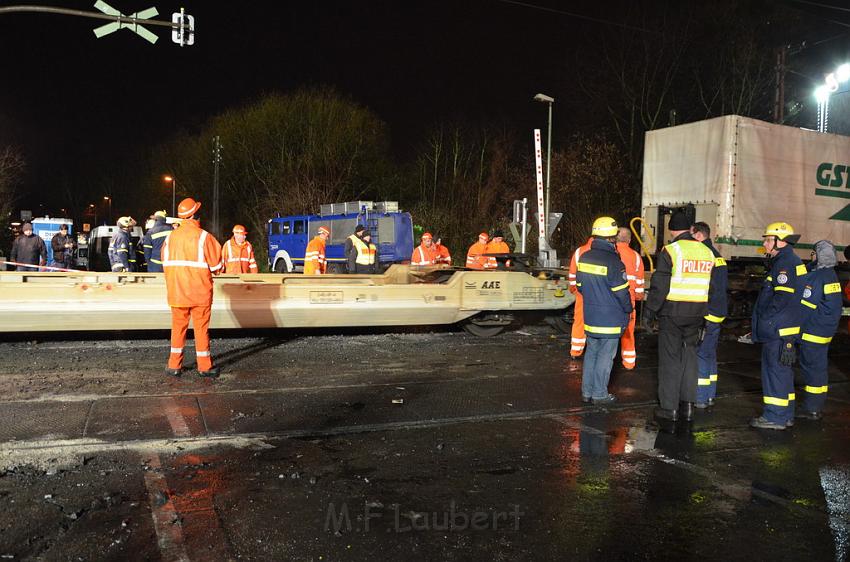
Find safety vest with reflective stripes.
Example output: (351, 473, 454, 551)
(222, 238, 259, 274)
(616, 242, 645, 303)
(798, 266, 843, 345)
(752, 244, 804, 342)
(351, 235, 376, 265)
(162, 219, 222, 307)
(665, 239, 714, 303)
(466, 241, 488, 270)
(412, 244, 439, 266)
(435, 243, 452, 265)
(568, 238, 593, 295)
(304, 236, 326, 275)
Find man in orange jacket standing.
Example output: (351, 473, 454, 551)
(222, 224, 259, 274)
(616, 226, 645, 370)
(411, 232, 440, 266)
(162, 197, 223, 378)
(466, 232, 489, 269)
(434, 236, 452, 265)
(304, 226, 330, 274)
(568, 237, 594, 358)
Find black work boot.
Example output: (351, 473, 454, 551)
(680, 402, 694, 422)
(794, 410, 823, 421)
(198, 367, 220, 378)
(654, 408, 678, 422)
(165, 368, 182, 377)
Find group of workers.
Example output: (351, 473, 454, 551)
(6, 222, 76, 271)
(573, 210, 847, 431)
(302, 224, 513, 274)
(106, 212, 258, 275)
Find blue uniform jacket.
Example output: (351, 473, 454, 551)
(142, 221, 172, 272)
(799, 266, 843, 344)
(108, 230, 134, 272)
(704, 240, 728, 323)
(752, 244, 804, 342)
(576, 238, 633, 339)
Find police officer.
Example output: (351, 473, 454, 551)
(750, 222, 805, 430)
(796, 240, 843, 421)
(692, 222, 728, 408)
(108, 217, 136, 272)
(643, 211, 715, 423)
(142, 211, 172, 272)
(575, 217, 633, 404)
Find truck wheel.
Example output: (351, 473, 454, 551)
(462, 322, 505, 337)
(273, 260, 287, 273)
(327, 263, 345, 274)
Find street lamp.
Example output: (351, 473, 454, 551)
(103, 196, 112, 222)
(814, 63, 850, 132)
(89, 203, 97, 227)
(533, 93, 554, 235)
(164, 175, 176, 217)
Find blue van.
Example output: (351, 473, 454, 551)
(267, 202, 414, 273)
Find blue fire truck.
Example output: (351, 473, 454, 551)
(267, 201, 414, 273)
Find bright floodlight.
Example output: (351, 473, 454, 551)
(815, 85, 831, 103)
(837, 64, 850, 83)
(533, 93, 554, 103)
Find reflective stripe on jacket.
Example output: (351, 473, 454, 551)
(412, 244, 439, 266)
(703, 240, 728, 323)
(162, 219, 222, 307)
(616, 241, 645, 303)
(465, 242, 488, 270)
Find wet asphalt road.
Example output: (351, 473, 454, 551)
(0, 325, 849, 561)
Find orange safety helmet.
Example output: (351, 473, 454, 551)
(232, 224, 248, 235)
(478, 232, 489, 243)
(317, 226, 330, 236)
(177, 197, 201, 219)
(421, 232, 433, 241)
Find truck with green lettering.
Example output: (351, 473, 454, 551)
(639, 115, 849, 316)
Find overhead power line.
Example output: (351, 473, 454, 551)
(495, 0, 656, 34)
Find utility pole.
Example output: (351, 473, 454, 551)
(774, 46, 787, 124)
(212, 136, 222, 238)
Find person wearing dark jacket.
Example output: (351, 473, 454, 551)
(10, 222, 47, 271)
(692, 222, 728, 408)
(643, 211, 715, 423)
(750, 222, 805, 430)
(142, 211, 172, 272)
(576, 217, 633, 404)
(50, 224, 75, 269)
(796, 240, 843, 420)
(345, 224, 367, 273)
(108, 217, 137, 272)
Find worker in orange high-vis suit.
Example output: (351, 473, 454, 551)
(434, 236, 452, 265)
(484, 231, 511, 269)
(304, 226, 330, 274)
(411, 232, 440, 266)
(222, 224, 259, 274)
(568, 237, 594, 358)
(617, 226, 645, 370)
(162, 197, 223, 378)
(466, 232, 489, 269)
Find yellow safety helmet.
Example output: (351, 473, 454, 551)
(763, 222, 794, 240)
(591, 216, 618, 237)
(153, 210, 167, 219)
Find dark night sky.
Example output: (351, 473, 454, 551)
(1, 0, 849, 213)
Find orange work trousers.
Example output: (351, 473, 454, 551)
(570, 293, 586, 357)
(168, 305, 213, 372)
(620, 309, 636, 370)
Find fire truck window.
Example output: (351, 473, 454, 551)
(294, 220, 305, 234)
